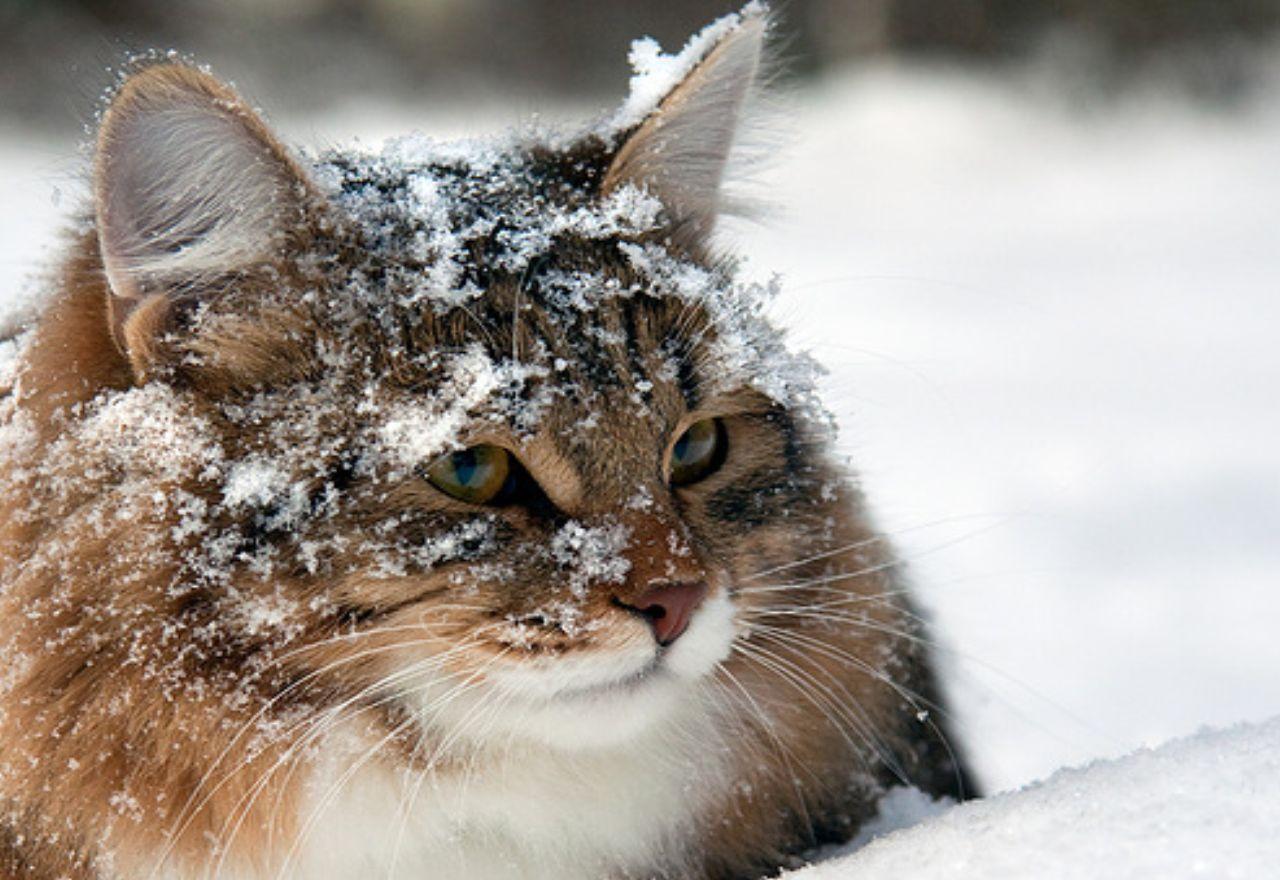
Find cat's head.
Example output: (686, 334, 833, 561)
(74, 5, 856, 753)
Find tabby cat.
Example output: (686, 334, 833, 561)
(0, 6, 973, 879)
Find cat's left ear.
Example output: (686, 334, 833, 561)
(94, 62, 315, 372)
(602, 7, 768, 249)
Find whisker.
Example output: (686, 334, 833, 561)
(152, 620, 497, 878)
(271, 647, 512, 880)
(742, 513, 1014, 584)
(732, 639, 910, 786)
(187, 626, 505, 879)
(272, 647, 512, 880)
(713, 661, 820, 834)
(749, 623, 972, 798)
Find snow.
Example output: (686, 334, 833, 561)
(549, 519, 632, 597)
(3, 55, 1279, 874)
(788, 715, 1280, 878)
(375, 346, 546, 472)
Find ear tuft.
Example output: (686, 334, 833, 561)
(94, 63, 311, 356)
(602, 5, 769, 248)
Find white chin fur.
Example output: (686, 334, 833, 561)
(410, 589, 738, 751)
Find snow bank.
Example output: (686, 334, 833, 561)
(791, 715, 1280, 879)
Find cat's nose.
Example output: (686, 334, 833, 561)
(617, 581, 708, 646)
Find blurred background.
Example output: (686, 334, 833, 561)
(2, 0, 1279, 794)
(5, 0, 1280, 132)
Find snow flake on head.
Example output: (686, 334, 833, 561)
(70, 384, 226, 488)
(617, 242, 822, 408)
(304, 114, 822, 428)
(315, 138, 665, 312)
(222, 458, 310, 532)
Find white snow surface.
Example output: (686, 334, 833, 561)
(4, 59, 1280, 872)
(789, 715, 1280, 879)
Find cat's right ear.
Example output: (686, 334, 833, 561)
(601, 8, 767, 252)
(94, 63, 313, 373)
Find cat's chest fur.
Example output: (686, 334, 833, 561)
(260, 604, 737, 880)
(269, 717, 723, 880)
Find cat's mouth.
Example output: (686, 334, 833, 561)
(485, 590, 736, 704)
(401, 591, 738, 749)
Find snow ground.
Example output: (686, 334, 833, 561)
(3, 60, 1279, 847)
(793, 715, 1280, 879)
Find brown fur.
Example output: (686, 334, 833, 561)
(0, 23, 975, 880)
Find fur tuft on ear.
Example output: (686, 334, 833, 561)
(602, 5, 768, 249)
(94, 63, 312, 362)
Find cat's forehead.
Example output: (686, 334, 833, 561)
(314, 133, 660, 299)
(278, 133, 820, 464)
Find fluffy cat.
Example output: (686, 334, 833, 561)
(0, 6, 974, 879)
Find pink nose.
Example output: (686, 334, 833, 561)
(618, 582, 708, 646)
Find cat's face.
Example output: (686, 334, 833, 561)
(70, 15, 851, 756)
(140, 140, 831, 753)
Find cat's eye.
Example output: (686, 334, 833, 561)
(424, 445, 512, 504)
(669, 418, 728, 486)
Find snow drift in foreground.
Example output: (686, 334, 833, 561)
(792, 715, 1280, 879)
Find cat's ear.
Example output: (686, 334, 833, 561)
(602, 8, 767, 249)
(94, 63, 312, 368)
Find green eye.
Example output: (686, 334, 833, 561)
(669, 418, 727, 486)
(424, 445, 512, 504)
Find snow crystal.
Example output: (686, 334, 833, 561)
(0, 404, 36, 465)
(222, 458, 310, 530)
(619, 241, 821, 408)
(549, 520, 632, 598)
(317, 141, 665, 313)
(0, 335, 21, 388)
(71, 384, 225, 484)
(233, 590, 305, 641)
(375, 346, 548, 474)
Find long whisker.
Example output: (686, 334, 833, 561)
(206, 639, 487, 880)
(747, 621, 940, 715)
(387, 669, 520, 878)
(254, 628, 507, 856)
(732, 639, 910, 786)
(197, 623, 504, 878)
(253, 626, 509, 835)
(711, 664, 818, 834)
(154, 622, 493, 878)
(741, 513, 1014, 584)
(747, 623, 971, 797)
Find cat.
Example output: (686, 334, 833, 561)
(0, 6, 975, 879)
